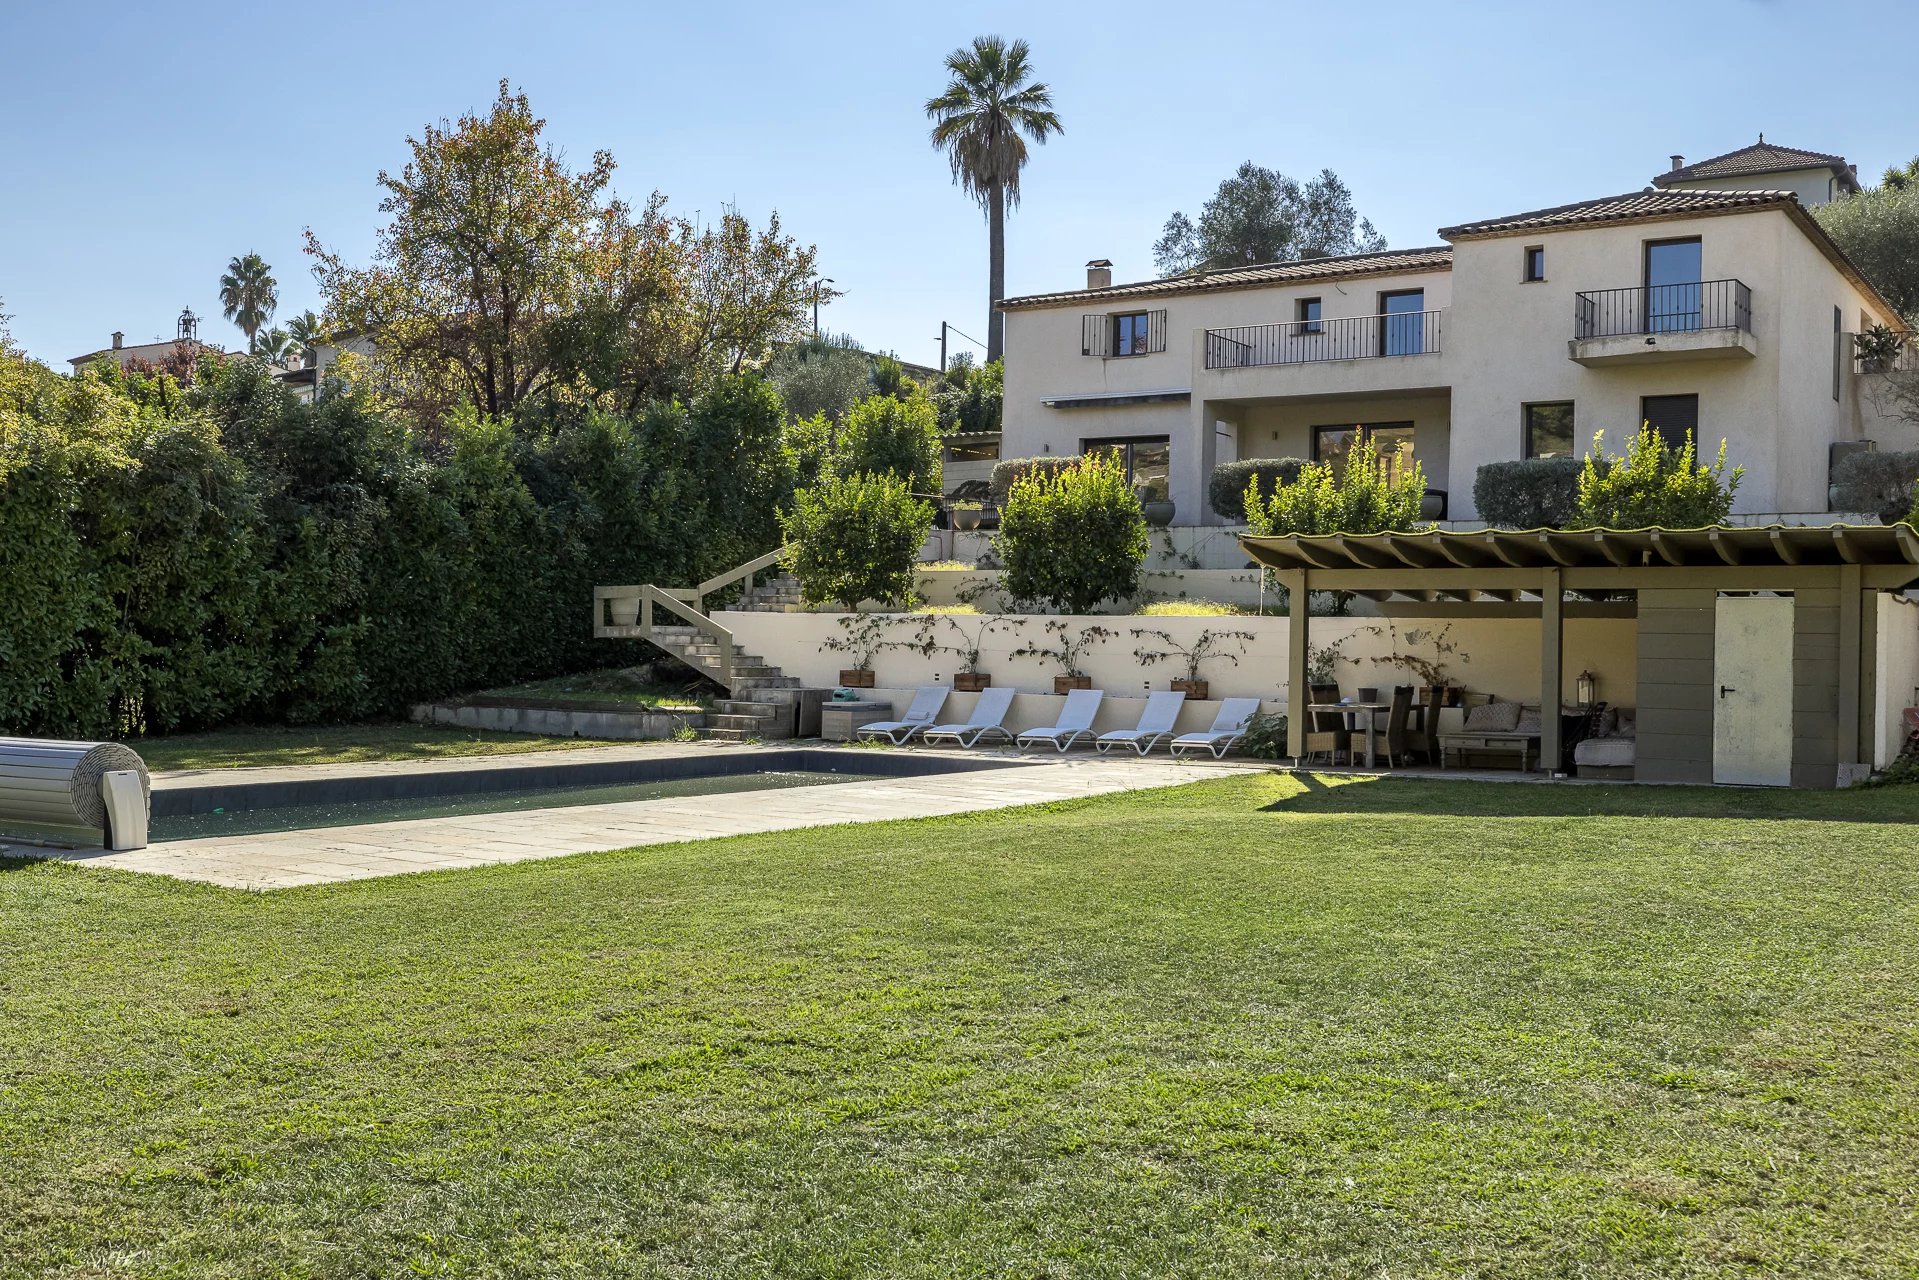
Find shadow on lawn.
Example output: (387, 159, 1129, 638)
(1261, 772, 1919, 824)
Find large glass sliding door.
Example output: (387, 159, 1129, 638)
(1644, 238, 1703, 333)
(1379, 289, 1426, 356)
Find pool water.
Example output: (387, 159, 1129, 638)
(150, 769, 883, 841)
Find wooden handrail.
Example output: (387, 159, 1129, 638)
(592, 546, 787, 692)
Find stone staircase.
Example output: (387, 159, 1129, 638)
(730, 573, 803, 612)
(646, 624, 803, 742)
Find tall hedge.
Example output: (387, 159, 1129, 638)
(1472, 458, 1586, 529)
(993, 452, 1147, 614)
(988, 455, 1076, 504)
(1208, 457, 1307, 520)
(1830, 449, 1919, 521)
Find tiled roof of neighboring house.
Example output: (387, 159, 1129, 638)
(67, 339, 229, 367)
(1437, 188, 1801, 239)
(1652, 139, 1860, 194)
(996, 246, 1453, 311)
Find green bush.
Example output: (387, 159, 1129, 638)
(1831, 449, 1919, 521)
(1473, 458, 1588, 529)
(1566, 428, 1742, 530)
(829, 389, 942, 498)
(1244, 435, 1427, 536)
(1238, 710, 1290, 760)
(988, 455, 1076, 505)
(1208, 458, 1306, 520)
(779, 472, 933, 611)
(993, 452, 1147, 614)
(933, 358, 1002, 435)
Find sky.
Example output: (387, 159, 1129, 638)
(4, 0, 1915, 370)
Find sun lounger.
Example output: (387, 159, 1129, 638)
(854, 686, 950, 745)
(1170, 698, 1262, 758)
(920, 685, 1018, 748)
(1094, 691, 1187, 755)
(1014, 688, 1104, 752)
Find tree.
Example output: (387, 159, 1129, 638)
(250, 327, 294, 362)
(766, 333, 874, 423)
(1154, 164, 1385, 276)
(926, 35, 1063, 363)
(286, 310, 324, 366)
(1816, 178, 1919, 321)
(778, 473, 932, 611)
(1881, 156, 1919, 192)
(829, 388, 942, 497)
(994, 452, 1147, 614)
(219, 253, 278, 346)
(932, 357, 1002, 434)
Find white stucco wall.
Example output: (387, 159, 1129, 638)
(1663, 168, 1847, 207)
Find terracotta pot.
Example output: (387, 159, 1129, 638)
(954, 672, 992, 692)
(1170, 678, 1209, 700)
(839, 669, 875, 688)
(1053, 675, 1092, 694)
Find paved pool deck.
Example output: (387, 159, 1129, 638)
(16, 742, 1253, 891)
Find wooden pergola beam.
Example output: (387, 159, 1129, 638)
(1648, 532, 1687, 567)
(1769, 530, 1803, 565)
(1592, 533, 1634, 567)
(1708, 530, 1742, 565)
(1535, 534, 1580, 567)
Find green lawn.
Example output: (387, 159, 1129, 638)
(131, 722, 628, 773)
(482, 668, 711, 711)
(4, 774, 1918, 1277)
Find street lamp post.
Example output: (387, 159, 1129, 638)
(812, 278, 836, 336)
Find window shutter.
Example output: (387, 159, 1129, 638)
(1147, 309, 1168, 353)
(1081, 314, 1110, 357)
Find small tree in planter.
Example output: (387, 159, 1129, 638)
(902, 615, 1019, 691)
(779, 472, 934, 612)
(819, 614, 898, 688)
(994, 452, 1147, 614)
(1129, 626, 1256, 700)
(1012, 620, 1117, 693)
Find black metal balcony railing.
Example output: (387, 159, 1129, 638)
(1573, 278, 1752, 340)
(1204, 309, 1444, 370)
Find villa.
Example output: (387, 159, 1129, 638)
(994, 142, 1906, 527)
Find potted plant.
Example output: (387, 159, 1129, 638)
(1136, 477, 1176, 528)
(1012, 620, 1117, 694)
(950, 501, 983, 532)
(818, 614, 893, 688)
(901, 614, 1015, 691)
(1856, 323, 1908, 374)
(1130, 626, 1256, 701)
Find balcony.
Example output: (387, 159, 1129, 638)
(1204, 309, 1444, 370)
(1569, 278, 1755, 367)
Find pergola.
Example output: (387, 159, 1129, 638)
(1240, 524, 1919, 777)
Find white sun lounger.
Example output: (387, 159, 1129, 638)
(920, 685, 1018, 748)
(1095, 691, 1187, 755)
(1014, 688, 1105, 752)
(854, 686, 951, 745)
(1170, 698, 1263, 758)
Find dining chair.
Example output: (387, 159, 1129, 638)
(1303, 682, 1351, 764)
(1382, 685, 1415, 767)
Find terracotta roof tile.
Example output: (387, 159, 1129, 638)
(1438, 188, 1799, 239)
(1654, 139, 1859, 193)
(997, 246, 1453, 311)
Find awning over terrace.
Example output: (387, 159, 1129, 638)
(1239, 525, 1919, 769)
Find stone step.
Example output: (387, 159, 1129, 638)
(698, 727, 759, 743)
(718, 699, 784, 717)
(706, 712, 780, 732)
(733, 676, 800, 691)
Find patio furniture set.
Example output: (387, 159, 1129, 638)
(1304, 684, 1635, 775)
(854, 686, 1262, 758)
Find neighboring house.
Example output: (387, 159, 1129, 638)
(68, 310, 231, 375)
(1651, 137, 1860, 207)
(999, 185, 1904, 526)
(275, 334, 376, 403)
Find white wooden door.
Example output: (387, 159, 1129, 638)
(1713, 594, 1794, 786)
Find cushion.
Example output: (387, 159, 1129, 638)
(1575, 736, 1637, 767)
(1614, 708, 1636, 737)
(1513, 708, 1543, 736)
(1594, 707, 1619, 737)
(1463, 700, 1522, 732)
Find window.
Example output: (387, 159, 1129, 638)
(1523, 246, 1546, 282)
(1833, 306, 1843, 401)
(1296, 297, 1323, 333)
(1113, 312, 1150, 357)
(1644, 238, 1703, 333)
(1312, 421, 1416, 483)
(1640, 394, 1700, 449)
(945, 439, 1000, 464)
(1082, 436, 1170, 492)
(1523, 402, 1576, 459)
(1378, 290, 1426, 356)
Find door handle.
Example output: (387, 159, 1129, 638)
(1720, 685, 1737, 698)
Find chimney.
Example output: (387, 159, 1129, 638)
(1086, 258, 1113, 290)
(1669, 154, 1685, 172)
(111, 331, 124, 350)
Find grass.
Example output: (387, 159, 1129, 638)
(5, 774, 1919, 1276)
(131, 722, 627, 773)
(1135, 597, 1254, 616)
(485, 667, 712, 711)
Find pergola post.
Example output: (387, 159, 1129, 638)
(1540, 567, 1564, 774)
(1287, 569, 1310, 761)
(1839, 564, 1864, 768)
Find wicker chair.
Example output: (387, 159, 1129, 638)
(1382, 685, 1416, 767)
(1301, 682, 1352, 764)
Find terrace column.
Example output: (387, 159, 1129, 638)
(1540, 568, 1564, 774)
(1287, 570, 1310, 760)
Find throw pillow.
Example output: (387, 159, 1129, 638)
(1513, 708, 1542, 736)
(1463, 700, 1522, 732)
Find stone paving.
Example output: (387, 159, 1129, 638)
(18, 743, 1250, 891)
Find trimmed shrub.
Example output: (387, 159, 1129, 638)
(993, 452, 1147, 614)
(1208, 457, 1306, 521)
(779, 472, 933, 611)
(1567, 428, 1742, 530)
(1831, 449, 1919, 521)
(1473, 458, 1587, 529)
(829, 389, 942, 498)
(989, 455, 1076, 505)
(1244, 435, 1427, 536)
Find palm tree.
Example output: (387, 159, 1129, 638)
(286, 309, 324, 367)
(250, 326, 293, 364)
(219, 253, 278, 347)
(926, 36, 1062, 363)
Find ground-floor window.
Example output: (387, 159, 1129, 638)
(1081, 436, 1171, 493)
(1312, 421, 1416, 482)
(1523, 402, 1576, 459)
(1640, 393, 1700, 450)
(944, 439, 1000, 464)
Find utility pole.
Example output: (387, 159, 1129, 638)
(812, 277, 836, 336)
(938, 321, 948, 373)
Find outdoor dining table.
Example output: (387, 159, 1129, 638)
(1307, 699, 1433, 768)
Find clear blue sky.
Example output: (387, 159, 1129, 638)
(4, 0, 1914, 369)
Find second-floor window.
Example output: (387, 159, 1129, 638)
(1083, 309, 1166, 357)
(1296, 297, 1323, 333)
(1523, 246, 1546, 282)
(1524, 402, 1575, 459)
(1113, 312, 1150, 356)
